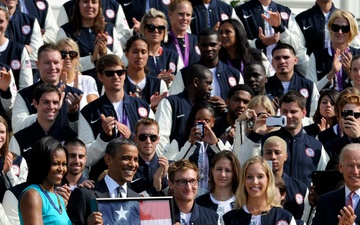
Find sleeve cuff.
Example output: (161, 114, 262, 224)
(247, 131, 263, 143)
(0, 88, 12, 99)
(273, 25, 286, 33)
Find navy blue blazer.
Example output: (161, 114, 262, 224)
(312, 187, 360, 225)
(67, 178, 140, 225)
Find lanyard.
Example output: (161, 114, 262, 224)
(169, 31, 190, 67)
(227, 58, 244, 75)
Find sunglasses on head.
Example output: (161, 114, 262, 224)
(103, 69, 126, 77)
(138, 134, 158, 142)
(331, 24, 350, 33)
(145, 24, 166, 33)
(60, 51, 78, 59)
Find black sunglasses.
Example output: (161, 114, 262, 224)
(138, 134, 158, 142)
(103, 69, 126, 77)
(60, 51, 78, 59)
(145, 24, 166, 33)
(341, 110, 360, 119)
(331, 24, 350, 33)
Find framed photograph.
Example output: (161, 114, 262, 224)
(91, 196, 175, 225)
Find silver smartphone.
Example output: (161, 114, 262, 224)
(266, 116, 287, 127)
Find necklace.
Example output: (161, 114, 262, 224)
(176, 37, 186, 47)
(39, 184, 63, 214)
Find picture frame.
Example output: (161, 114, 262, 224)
(91, 196, 175, 225)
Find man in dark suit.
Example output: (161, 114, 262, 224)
(67, 138, 141, 225)
(312, 143, 360, 225)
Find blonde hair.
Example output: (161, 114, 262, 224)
(248, 95, 276, 116)
(234, 156, 281, 209)
(140, 8, 168, 42)
(328, 9, 358, 44)
(263, 136, 287, 153)
(56, 37, 81, 70)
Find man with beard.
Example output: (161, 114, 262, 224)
(67, 138, 141, 225)
(55, 139, 96, 204)
(243, 61, 269, 96)
(169, 28, 243, 108)
(214, 84, 254, 145)
(156, 64, 213, 155)
(266, 43, 319, 118)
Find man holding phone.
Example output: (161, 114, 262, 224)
(244, 90, 329, 187)
(323, 92, 360, 160)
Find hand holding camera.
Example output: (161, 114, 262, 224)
(189, 120, 218, 145)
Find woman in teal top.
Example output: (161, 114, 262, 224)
(19, 136, 71, 225)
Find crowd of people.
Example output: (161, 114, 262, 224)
(0, 0, 360, 224)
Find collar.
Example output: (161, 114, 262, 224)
(104, 174, 127, 197)
(345, 185, 360, 198)
(313, 2, 336, 16)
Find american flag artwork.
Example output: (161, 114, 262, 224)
(91, 197, 175, 225)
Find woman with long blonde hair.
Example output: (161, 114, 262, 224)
(223, 156, 296, 225)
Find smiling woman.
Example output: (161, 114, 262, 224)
(56, 0, 125, 94)
(306, 9, 360, 92)
(139, 8, 184, 88)
(19, 136, 71, 225)
(223, 156, 297, 225)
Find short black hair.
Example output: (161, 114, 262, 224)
(272, 43, 296, 56)
(243, 61, 266, 76)
(198, 28, 220, 42)
(33, 83, 61, 103)
(227, 84, 254, 99)
(125, 34, 149, 53)
(184, 64, 212, 87)
(105, 138, 137, 158)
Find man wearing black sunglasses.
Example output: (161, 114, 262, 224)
(78, 54, 154, 181)
(132, 118, 169, 196)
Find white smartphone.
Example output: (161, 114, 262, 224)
(266, 116, 287, 127)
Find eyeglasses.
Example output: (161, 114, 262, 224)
(138, 134, 158, 142)
(331, 24, 350, 33)
(145, 24, 166, 33)
(103, 69, 127, 77)
(173, 179, 198, 186)
(60, 51, 78, 59)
